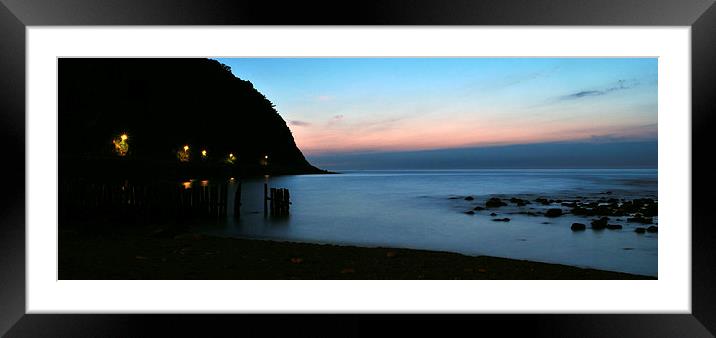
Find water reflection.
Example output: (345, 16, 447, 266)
(199, 169, 658, 276)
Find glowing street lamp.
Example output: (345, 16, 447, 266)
(226, 153, 237, 164)
(259, 154, 270, 168)
(177, 145, 191, 162)
(112, 133, 129, 156)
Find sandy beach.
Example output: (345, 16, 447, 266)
(59, 226, 653, 280)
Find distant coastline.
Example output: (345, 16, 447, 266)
(308, 140, 657, 171)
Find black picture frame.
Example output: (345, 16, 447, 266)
(1, 0, 715, 336)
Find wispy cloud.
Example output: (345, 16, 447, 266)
(289, 120, 311, 127)
(564, 90, 604, 99)
(560, 79, 639, 100)
(316, 95, 334, 101)
(325, 114, 345, 127)
(460, 65, 560, 98)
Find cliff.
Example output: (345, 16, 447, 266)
(58, 58, 325, 178)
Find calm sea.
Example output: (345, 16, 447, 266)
(200, 169, 658, 276)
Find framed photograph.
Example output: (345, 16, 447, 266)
(1, 0, 715, 336)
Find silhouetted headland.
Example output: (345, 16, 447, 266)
(59, 58, 327, 180)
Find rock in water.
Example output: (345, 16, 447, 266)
(544, 208, 563, 217)
(646, 226, 658, 233)
(464, 196, 474, 201)
(492, 218, 511, 222)
(571, 223, 586, 231)
(509, 197, 529, 206)
(591, 217, 609, 230)
(473, 206, 485, 211)
(535, 197, 551, 205)
(486, 197, 507, 208)
(635, 227, 646, 234)
(627, 213, 654, 224)
(464, 210, 475, 215)
(606, 224, 623, 230)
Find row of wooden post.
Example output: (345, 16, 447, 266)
(59, 180, 234, 221)
(262, 178, 291, 217)
(268, 188, 291, 217)
(177, 184, 229, 218)
(59, 178, 290, 221)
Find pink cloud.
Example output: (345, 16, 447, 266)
(291, 115, 656, 156)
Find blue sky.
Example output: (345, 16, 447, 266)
(214, 58, 657, 164)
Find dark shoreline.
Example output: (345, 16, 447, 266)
(59, 228, 654, 280)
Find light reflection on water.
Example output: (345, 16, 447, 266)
(197, 169, 658, 276)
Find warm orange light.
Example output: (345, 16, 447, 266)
(226, 153, 237, 164)
(113, 133, 129, 156)
(182, 181, 192, 189)
(177, 145, 191, 162)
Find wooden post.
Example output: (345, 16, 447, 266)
(275, 189, 280, 216)
(203, 185, 208, 216)
(219, 184, 226, 216)
(221, 184, 226, 216)
(263, 176, 269, 217)
(274, 188, 280, 216)
(211, 185, 218, 217)
(219, 184, 226, 217)
(286, 189, 291, 215)
(234, 180, 242, 218)
(283, 189, 288, 215)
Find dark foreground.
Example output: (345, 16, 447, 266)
(59, 227, 653, 280)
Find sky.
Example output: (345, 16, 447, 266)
(214, 58, 657, 169)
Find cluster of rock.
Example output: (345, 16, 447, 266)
(454, 194, 658, 233)
(570, 217, 624, 231)
(509, 197, 530, 206)
(571, 218, 658, 233)
(570, 198, 657, 220)
(635, 226, 658, 234)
